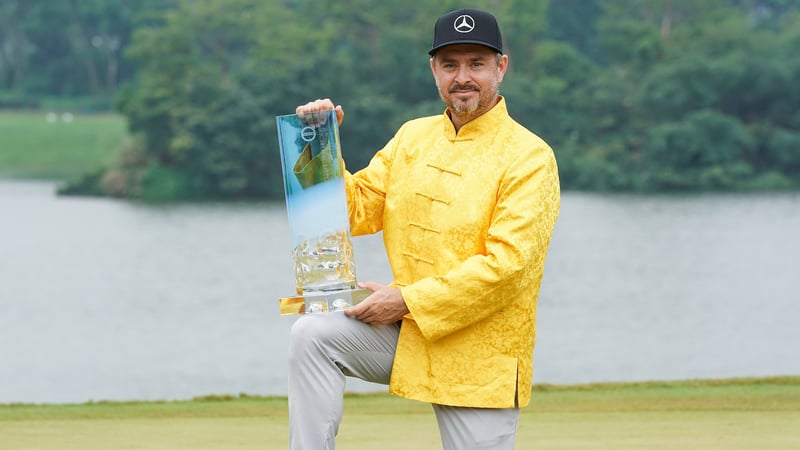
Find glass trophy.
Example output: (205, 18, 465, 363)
(275, 110, 370, 315)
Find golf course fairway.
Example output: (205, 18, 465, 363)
(1, 376, 798, 449)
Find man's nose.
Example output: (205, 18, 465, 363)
(453, 64, 471, 84)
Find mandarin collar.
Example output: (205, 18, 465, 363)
(442, 96, 508, 141)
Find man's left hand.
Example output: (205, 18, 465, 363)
(345, 281, 409, 326)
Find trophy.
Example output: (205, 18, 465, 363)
(275, 110, 370, 315)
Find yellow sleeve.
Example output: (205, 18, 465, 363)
(343, 128, 402, 236)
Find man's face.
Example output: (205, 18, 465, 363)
(430, 44, 508, 125)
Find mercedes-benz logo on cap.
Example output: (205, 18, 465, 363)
(453, 14, 475, 33)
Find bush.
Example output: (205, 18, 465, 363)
(138, 164, 193, 202)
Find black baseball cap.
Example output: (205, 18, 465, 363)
(429, 8, 503, 56)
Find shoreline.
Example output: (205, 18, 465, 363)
(3, 375, 797, 411)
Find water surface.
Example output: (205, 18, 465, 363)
(1, 180, 798, 404)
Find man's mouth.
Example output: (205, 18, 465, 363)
(450, 85, 479, 94)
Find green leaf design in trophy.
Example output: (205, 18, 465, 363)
(275, 110, 369, 315)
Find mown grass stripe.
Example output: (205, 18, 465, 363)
(2, 376, 797, 421)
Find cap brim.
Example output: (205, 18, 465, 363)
(428, 40, 503, 56)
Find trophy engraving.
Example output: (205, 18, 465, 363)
(275, 110, 370, 315)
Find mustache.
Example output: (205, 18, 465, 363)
(449, 84, 479, 93)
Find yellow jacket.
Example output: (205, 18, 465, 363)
(344, 98, 560, 408)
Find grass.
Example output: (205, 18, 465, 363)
(1, 377, 798, 449)
(0, 110, 127, 180)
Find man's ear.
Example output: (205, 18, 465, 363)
(497, 54, 509, 82)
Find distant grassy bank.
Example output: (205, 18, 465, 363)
(0, 110, 126, 180)
(2, 376, 798, 449)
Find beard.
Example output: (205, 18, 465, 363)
(438, 78, 501, 122)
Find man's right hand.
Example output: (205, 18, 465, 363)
(345, 281, 409, 326)
(296, 98, 344, 126)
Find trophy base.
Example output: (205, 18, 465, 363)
(279, 288, 371, 315)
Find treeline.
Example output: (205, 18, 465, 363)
(2, 0, 799, 199)
(0, 0, 170, 110)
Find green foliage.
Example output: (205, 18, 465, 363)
(138, 164, 192, 201)
(542, 0, 800, 192)
(545, 0, 601, 57)
(4, 0, 800, 198)
(644, 110, 755, 190)
(0, 0, 172, 102)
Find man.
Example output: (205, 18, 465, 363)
(288, 8, 560, 450)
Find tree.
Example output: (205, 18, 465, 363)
(56, 0, 800, 198)
(0, 0, 169, 106)
(0, 0, 32, 96)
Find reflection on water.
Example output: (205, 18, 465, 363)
(1, 179, 798, 404)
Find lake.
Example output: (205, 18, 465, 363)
(1, 179, 798, 404)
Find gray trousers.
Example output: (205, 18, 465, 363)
(288, 311, 520, 450)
